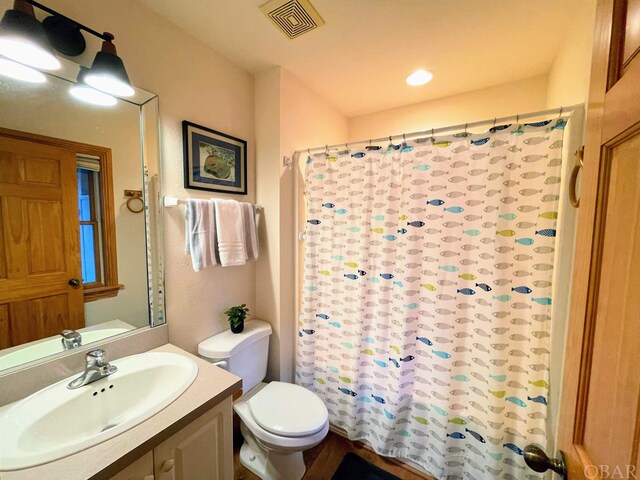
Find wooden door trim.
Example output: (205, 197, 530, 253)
(556, 0, 613, 477)
(0, 127, 120, 302)
(603, 48, 640, 142)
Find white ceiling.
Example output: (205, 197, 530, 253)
(139, 0, 583, 117)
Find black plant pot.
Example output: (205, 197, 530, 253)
(230, 317, 245, 334)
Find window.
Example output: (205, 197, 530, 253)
(77, 157, 102, 286)
(74, 151, 121, 303)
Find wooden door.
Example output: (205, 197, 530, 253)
(557, 0, 640, 478)
(0, 133, 84, 348)
(154, 397, 234, 480)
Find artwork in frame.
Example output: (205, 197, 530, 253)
(182, 121, 247, 195)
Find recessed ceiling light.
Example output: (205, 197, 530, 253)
(406, 69, 433, 87)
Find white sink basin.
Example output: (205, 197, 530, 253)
(0, 351, 198, 471)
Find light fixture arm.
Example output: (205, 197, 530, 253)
(24, 0, 112, 42)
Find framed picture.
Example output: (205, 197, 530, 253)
(182, 121, 247, 195)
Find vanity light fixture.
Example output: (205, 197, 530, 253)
(406, 69, 433, 87)
(0, 0, 134, 97)
(84, 34, 134, 97)
(70, 66, 117, 106)
(0, 0, 60, 70)
(0, 57, 46, 82)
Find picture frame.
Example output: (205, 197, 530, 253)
(182, 121, 247, 195)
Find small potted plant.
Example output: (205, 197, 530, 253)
(225, 304, 249, 334)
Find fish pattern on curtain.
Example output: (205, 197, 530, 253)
(296, 118, 567, 480)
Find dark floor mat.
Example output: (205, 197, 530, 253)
(331, 452, 403, 480)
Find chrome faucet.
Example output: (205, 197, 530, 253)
(68, 349, 117, 389)
(61, 329, 82, 350)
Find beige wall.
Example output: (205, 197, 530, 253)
(348, 74, 549, 141)
(27, 0, 258, 354)
(546, 0, 597, 108)
(255, 67, 348, 381)
(255, 68, 283, 381)
(543, 0, 596, 449)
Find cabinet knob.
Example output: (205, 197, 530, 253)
(160, 459, 174, 472)
(68, 278, 80, 287)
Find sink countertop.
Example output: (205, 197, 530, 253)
(0, 343, 242, 480)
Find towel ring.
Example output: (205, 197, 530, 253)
(125, 190, 144, 214)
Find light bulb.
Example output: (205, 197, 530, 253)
(69, 84, 117, 106)
(0, 37, 60, 70)
(84, 73, 134, 97)
(0, 57, 46, 82)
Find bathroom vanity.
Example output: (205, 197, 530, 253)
(0, 344, 241, 480)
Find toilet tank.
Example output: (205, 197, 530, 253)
(197, 320, 272, 392)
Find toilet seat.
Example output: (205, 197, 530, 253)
(247, 382, 328, 438)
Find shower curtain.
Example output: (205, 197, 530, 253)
(296, 118, 568, 480)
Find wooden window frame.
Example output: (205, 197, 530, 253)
(78, 168, 102, 290)
(0, 127, 122, 302)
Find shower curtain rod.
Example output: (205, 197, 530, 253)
(293, 103, 582, 155)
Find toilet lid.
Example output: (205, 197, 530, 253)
(248, 382, 328, 438)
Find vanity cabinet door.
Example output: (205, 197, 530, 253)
(109, 451, 154, 480)
(153, 397, 233, 480)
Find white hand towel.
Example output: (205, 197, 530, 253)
(184, 199, 218, 271)
(214, 199, 247, 266)
(242, 202, 259, 261)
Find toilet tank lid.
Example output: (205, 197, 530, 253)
(198, 320, 272, 359)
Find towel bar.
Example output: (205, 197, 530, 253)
(163, 196, 263, 211)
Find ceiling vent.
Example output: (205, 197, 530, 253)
(260, 0, 325, 39)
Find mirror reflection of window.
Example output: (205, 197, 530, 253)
(77, 156, 103, 287)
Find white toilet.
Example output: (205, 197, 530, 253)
(198, 320, 329, 480)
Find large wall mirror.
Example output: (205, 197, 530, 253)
(0, 56, 164, 372)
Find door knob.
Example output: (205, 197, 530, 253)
(524, 444, 567, 478)
(68, 278, 80, 287)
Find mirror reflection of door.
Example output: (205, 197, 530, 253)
(0, 128, 119, 348)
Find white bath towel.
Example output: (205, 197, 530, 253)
(214, 199, 247, 266)
(184, 199, 219, 271)
(242, 202, 259, 261)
